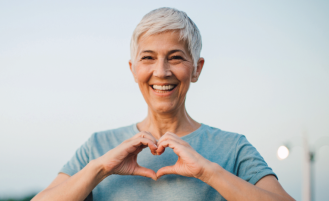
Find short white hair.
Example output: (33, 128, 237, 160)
(130, 7, 202, 72)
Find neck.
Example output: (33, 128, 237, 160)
(137, 104, 201, 139)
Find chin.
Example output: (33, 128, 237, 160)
(151, 102, 177, 114)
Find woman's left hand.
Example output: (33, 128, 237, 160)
(156, 132, 212, 180)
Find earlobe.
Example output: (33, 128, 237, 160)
(191, 72, 199, 82)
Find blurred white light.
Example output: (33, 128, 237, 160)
(277, 145, 289, 160)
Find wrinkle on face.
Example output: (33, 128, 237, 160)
(130, 31, 196, 115)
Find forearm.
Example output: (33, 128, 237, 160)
(32, 160, 108, 201)
(200, 162, 293, 201)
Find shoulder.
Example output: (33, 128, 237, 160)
(199, 124, 257, 159)
(199, 124, 277, 183)
(200, 124, 246, 146)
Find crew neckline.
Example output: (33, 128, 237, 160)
(132, 123, 206, 140)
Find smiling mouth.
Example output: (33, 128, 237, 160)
(151, 84, 177, 93)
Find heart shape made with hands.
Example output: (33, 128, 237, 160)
(129, 131, 205, 181)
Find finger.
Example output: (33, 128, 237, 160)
(157, 132, 182, 146)
(132, 131, 157, 145)
(129, 137, 158, 155)
(156, 165, 177, 179)
(156, 139, 182, 155)
(133, 165, 157, 181)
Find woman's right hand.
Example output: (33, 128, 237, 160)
(96, 131, 158, 180)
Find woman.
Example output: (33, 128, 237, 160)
(33, 7, 294, 201)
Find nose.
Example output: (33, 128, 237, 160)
(153, 59, 172, 78)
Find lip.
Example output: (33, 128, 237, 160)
(150, 84, 178, 97)
(150, 83, 178, 86)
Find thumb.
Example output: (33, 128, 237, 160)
(156, 165, 177, 179)
(133, 165, 157, 181)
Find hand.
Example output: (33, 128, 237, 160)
(97, 131, 158, 180)
(156, 132, 212, 180)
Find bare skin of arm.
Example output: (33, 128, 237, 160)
(32, 131, 158, 201)
(201, 163, 295, 201)
(31, 161, 106, 201)
(156, 132, 295, 201)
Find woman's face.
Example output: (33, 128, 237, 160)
(129, 31, 204, 114)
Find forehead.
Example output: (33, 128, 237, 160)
(137, 31, 188, 55)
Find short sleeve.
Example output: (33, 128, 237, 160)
(234, 135, 277, 185)
(59, 133, 95, 176)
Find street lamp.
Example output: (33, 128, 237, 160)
(277, 145, 289, 160)
(277, 134, 329, 201)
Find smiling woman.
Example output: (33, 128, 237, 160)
(32, 7, 294, 201)
(129, 31, 203, 124)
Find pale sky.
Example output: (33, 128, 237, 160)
(1, 0, 329, 200)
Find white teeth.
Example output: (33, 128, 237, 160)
(153, 85, 175, 91)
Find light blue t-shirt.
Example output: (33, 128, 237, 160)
(60, 123, 277, 201)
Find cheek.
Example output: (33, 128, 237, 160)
(172, 69, 192, 98)
(135, 68, 151, 84)
(175, 67, 193, 85)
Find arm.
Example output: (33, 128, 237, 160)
(200, 162, 295, 201)
(156, 132, 295, 201)
(32, 160, 106, 201)
(32, 131, 158, 201)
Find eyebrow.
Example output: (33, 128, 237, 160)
(140, 49, 186, 55)
(140, 50, 155, 54)
(168, 49, 186, 55)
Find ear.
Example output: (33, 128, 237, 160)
(191, 57, 205, 83)
(129, 60, 138, 83)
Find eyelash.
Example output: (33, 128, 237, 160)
(141, 56, 153, 60)
(170, 55, 183, 60)
(140, 55, 184, 60)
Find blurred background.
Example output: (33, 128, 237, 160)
(1, 0, 328, 200)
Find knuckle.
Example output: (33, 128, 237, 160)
(141, 131, 154, 139)
(142, 138, 152, 144)
(139, 137, 146, 142)
(165, 139, 174, 145)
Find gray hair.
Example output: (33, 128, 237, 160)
(130, 7, 202, 72)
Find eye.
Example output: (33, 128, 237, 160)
(141, 56, 153, 60)
(169, 55, 184, 60)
